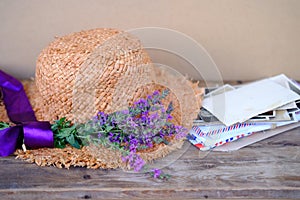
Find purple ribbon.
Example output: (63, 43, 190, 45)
(0, 70, 54, 156)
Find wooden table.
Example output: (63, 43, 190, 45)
(0, 127, 299, 199)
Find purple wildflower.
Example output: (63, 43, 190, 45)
(140, 114, 148, 123)
(175, 125, 188, 139)
(95, 111, 108, 126)
(122, 152, 145, 172)
(148, 168, 171, 180)
(134, 98, 148, 109)
(129, 119, 138, 127)
(123, 109, 129, 114)
(152, 168, 162, 178)
(129, 138, 138, 151)
(149, 112, 159, 120)
(108, 132, 121, 143)
(133, 155, 145, 171)
(153, 90, 160, 96)
(167, 114, 173, 120)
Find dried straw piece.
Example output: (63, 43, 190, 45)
(0, 101, 9, 122)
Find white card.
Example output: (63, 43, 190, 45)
(202, 79, 300, 126)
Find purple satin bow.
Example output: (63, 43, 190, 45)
(0, 70, 53, 156)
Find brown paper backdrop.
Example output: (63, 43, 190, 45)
(0, 0, 299, 81)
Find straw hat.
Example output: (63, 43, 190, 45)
(0, 28, 203, 170)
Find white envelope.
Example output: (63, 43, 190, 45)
(213, 122, 300, 151)
(270, 74, 300, 110)
(202, 78, 300, 126)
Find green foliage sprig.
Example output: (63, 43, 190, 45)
(0, 121, 10, 130)
(51, 117, 82, 149)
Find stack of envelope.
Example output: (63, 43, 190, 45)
(188, 74, 300, 151)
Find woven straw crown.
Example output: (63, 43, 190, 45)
(35, 28, 201, 127)
(36, 28, 151, 122)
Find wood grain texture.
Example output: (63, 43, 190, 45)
(0, 127, 299, 199)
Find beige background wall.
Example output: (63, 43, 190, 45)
(0, 0, 299, 81)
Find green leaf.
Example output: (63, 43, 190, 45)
(54, 140, 66, 149)
(153, 136, 163, 144)
(65, 134, 80, 149)
(0, 121, 10, 130)
(166, 101, 174, 114)
(137, 145, 149, 150)
(66, 134, 75, 145)
(162, 138, 169, 145)
(52, 117, 82, 149)
(161, 89, 170, 100)
(72, 140, 81, 149)
(105, 126, 114, 132)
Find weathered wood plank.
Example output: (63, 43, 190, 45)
(0, 188, 299, 199)
(0, 127, 299, 199)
